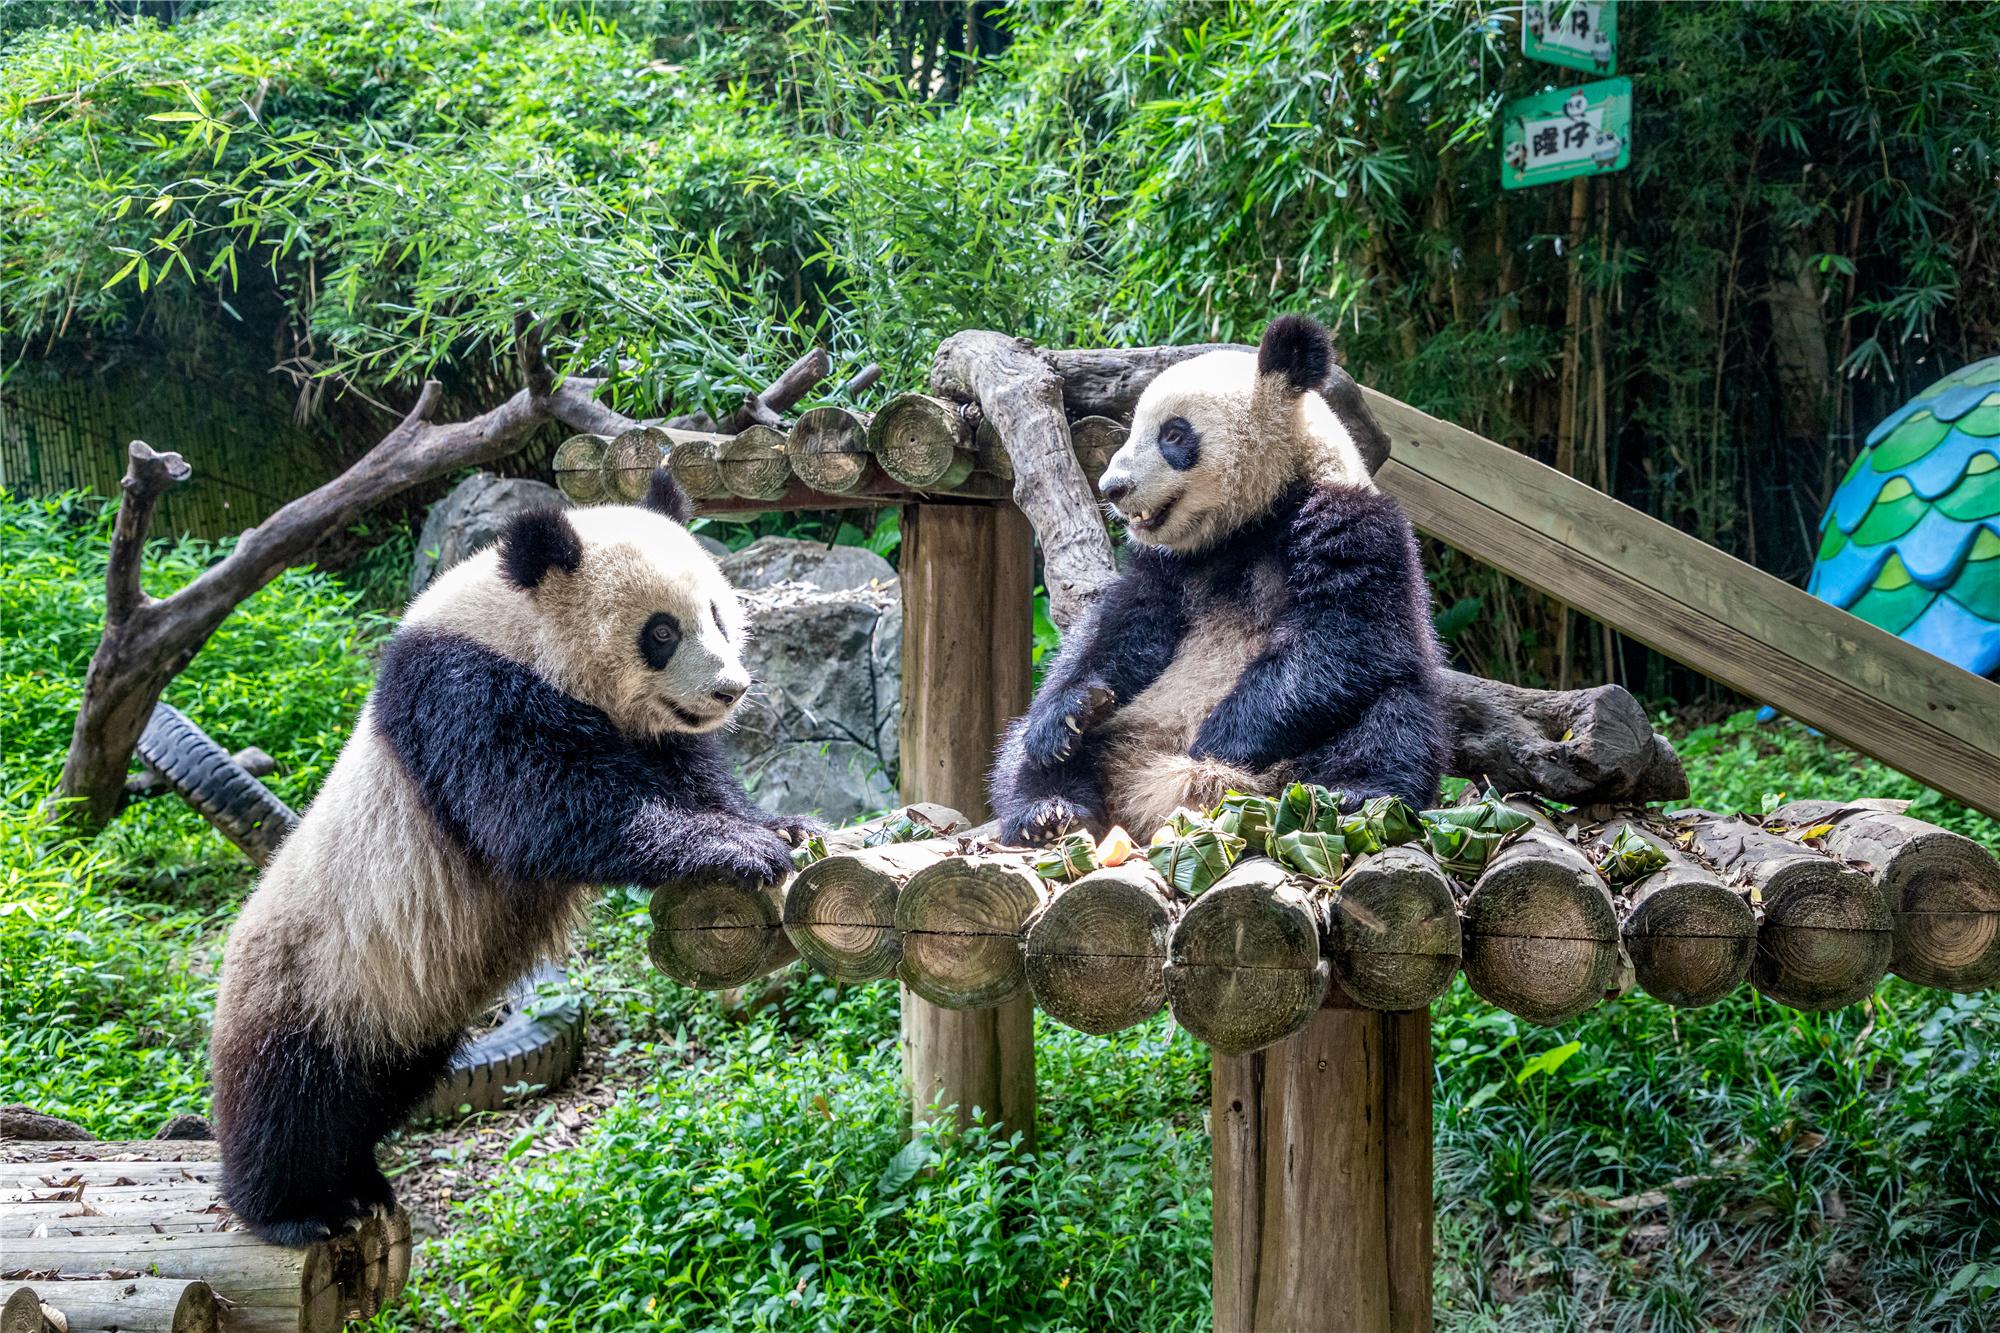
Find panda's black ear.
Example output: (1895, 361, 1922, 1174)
(641, 465, 693, 525)
(498, 508, 583, 591)
(1257, 314, 1333, 394)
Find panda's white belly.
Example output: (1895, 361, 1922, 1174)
(1096, 565, 1291, 837)
(215, 710, 587, 1054)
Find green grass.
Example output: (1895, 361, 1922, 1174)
(0, 489, 386, 1135)
(3, 489, 1995, 1328)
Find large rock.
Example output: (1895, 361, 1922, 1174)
(721, 537, 894, 594)
(727, 565, 902, 824)
(411, 473, 570, 597)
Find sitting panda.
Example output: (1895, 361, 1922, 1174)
(992, 313, 1447, 844)
(210, 468, 816, 1246)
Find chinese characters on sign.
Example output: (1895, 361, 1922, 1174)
(1500, 78, 1632, 190)
(1522, 0, 1617, 74)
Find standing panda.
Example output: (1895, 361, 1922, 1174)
(992, 314, 1447, 844)
(211, 469, 816, 1246)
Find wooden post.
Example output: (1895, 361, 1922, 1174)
(1212, 995, 1434, 1333)
(897, 501, 1036, 1145)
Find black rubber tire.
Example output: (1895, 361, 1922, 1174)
(134, 703, 298, 866)
(422, 964, 587, 1120)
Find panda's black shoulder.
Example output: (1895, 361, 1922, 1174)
(1288, 482, 1421, 570)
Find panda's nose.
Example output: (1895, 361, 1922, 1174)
(712, 683, 747, 707)
(1100, 477, 1133, 505)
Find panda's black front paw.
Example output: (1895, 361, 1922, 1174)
(1023, 681, 1117, 767)
(696, 822, 798, 887)
(1001, 796, 1098, 848)
(763, 813, 825, 848)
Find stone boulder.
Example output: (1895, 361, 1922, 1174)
(722, 538, 901, 823)
(411, 473, 570, 597)
(721, 536, 895, 594)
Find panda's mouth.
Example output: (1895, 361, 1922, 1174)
(1120, 494, 1178, 536)
(669, 702, 719, 729)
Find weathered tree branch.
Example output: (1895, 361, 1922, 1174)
(54, 320, 633, 831)
(105, 442, 190, 625)
(930, 330, 1121, 630)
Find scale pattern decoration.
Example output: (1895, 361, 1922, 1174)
(1810, 356, 2000, 679)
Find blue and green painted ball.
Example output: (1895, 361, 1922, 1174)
(1810, 356, 2000, 679)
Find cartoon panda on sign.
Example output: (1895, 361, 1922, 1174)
(992, 313, 1448, 844)
(210, 468, 817, 1246)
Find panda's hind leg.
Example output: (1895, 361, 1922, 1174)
(214, 1023, 456, 1246)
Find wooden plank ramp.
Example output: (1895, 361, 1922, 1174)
(0, 1141, 407, 1333)
(1364, 389, 2000, 820)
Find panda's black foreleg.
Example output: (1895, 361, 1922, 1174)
(1290, 683, 1448, 810)
(991, 718, 1109, 846)
(216, 1025, 458, 1247)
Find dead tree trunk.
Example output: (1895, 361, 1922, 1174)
(54, 319, 637, 832)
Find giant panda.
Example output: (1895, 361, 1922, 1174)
(210, 468, 816, 1246)
(992, 314, 1447, 844)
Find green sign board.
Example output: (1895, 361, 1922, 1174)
(1522, 0, 1617, 74)
(1500, 78, 1631, 190)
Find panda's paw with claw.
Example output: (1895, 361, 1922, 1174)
(1001, 796, 1097, 848)
(763, 813, 826, 848)
(697, 822, 798, 887)
(1023, 681, 1117, 767)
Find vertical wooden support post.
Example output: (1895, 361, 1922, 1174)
(898, 502, 1036, 1146)
(1212, 997, 1434, 1333)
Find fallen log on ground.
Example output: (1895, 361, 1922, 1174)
(0, 1279, 220, 1333)
(1674, 811, 1893, 1011)
(1767, 800, 2000, 992)
(0, 1140, 408, 1333)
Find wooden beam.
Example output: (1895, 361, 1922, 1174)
(897, 503, 1036, 1146)
(1212, 994, 1433, 1333)
(1366, 390, 2000, 819)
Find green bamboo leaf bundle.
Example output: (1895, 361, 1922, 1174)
(1337, 794, 1424, 856)
(1596, 824, 1669, 884)
(1033, 832, 1103, 884)
(1146, 810, 1245, 897)
(1273, 782, 1345, 839)
(1271, 829, 1345, 881)
(1214, 791, 1280, 853)
(864, 808, 954, 847)
(1418, 790, 1533, 877)
(791, 833, 831, 870)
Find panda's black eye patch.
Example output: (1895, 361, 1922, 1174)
(639, 612, 682, 669)
(1158, 416, 1201, 471)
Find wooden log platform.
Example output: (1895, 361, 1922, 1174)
(1585, 818, 1756, 1008)
(1166, 858, 1330, 1055)
(642, 800, 1997, 1051)
(1459, 814, 1622, 1026)
(646, 804, 967, 990)
(1675, 810, 1894, 1010)
(1768, 800, 2000, 992)
(1022, 860, 1180, 1034)
(0, 1141, 407, 1333)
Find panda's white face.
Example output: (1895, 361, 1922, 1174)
(539, 507, 752, 737)
(410, 503, 752, 739)
(1098, 325, 1372, 554)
